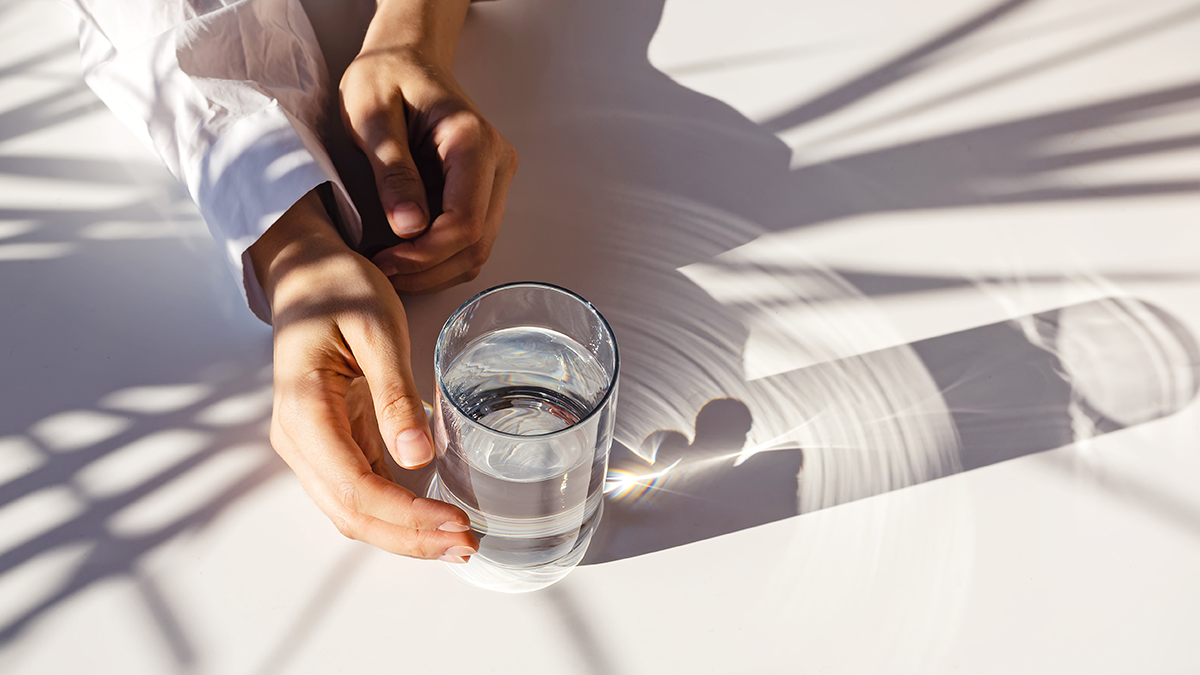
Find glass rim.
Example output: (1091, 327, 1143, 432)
(434, 281, 620, 440)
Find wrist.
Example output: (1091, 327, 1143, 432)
(248, 190, 347, 309)
(363, 0, 471, 71)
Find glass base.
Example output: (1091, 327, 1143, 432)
(427, 475, 600, 593)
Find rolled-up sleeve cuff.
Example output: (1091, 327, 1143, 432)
(196, 103, 360, 324)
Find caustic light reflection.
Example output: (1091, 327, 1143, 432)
(603, 458, 680, 502)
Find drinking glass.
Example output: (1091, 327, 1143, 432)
(427, 282, 619, 592)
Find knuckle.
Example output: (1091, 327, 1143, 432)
(501, 141, 518, 173)
(463, 266, 482, 283)
(458, 111, 489, 137)
(379, 162, 423, 194)
(267, 421, 287, 455)
(329, 509, 362, 541)
(329, 478, 369, 540)
(268, 401, 303, 459)
(408, 527, 451, 559)
(461, 215, 487, 241)
(377, 391, 425, 426)
(467, 244, 490, 269)
(328, 502, 360, 538)
(335, 478, 364, 514)
(481, 125, 502, 151)
(445, 111, 496, 150)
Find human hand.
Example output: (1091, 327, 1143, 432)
(247, 190, 478, 562)
(340, 0, 517, 295)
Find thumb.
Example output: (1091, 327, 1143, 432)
(347, 302, 435, 470)
(350, 105, 431, 239)
(374, 364, 434, 470)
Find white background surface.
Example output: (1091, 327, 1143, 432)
(2, 0, 1200, 672)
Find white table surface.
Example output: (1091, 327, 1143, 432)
(3, 0, 1200, 672)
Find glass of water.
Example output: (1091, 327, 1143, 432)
(427, 282, 619, 592)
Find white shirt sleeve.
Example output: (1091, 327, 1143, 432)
(59, 0, 363, 323)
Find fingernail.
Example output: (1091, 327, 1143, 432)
(396, 428, 432, 468)
(378, 263, 398, 277)
(444, 545, 477, 557)
(439, 554, 469, 564)
(391, 202, 427, 237)
(438, 521, 471, 532)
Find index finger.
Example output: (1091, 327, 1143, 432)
(373, 123, 498, 275)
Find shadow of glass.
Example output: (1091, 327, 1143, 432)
(583, 297, 1200, 564)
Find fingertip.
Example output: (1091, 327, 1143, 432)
(439, 545, 477, 563)
(414, 524, 477, 560)
(391, 202, 428, 238)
